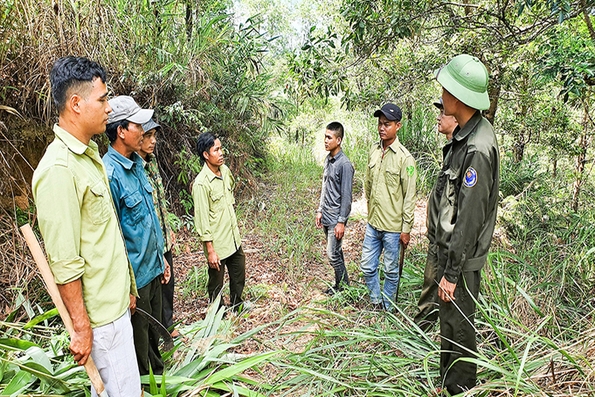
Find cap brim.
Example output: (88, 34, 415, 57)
(128, 109, 154, 124)
(436, 66, 490, 110)
(433, 101, 443, 109)
(142, 119, 161, 132)
(373, 109, 399, 121)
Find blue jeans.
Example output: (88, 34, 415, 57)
(360, 223, 401, 309)
(324, 225, 349, 288)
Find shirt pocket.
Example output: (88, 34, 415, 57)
(385, 167, 401, 190)
(210, 190, 224, 212)
(123, 191, 144, 224)
(88, 181, 111, 225)
(443, 168, 460, 222)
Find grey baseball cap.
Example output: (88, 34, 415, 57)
(107, 96, 154, 124)
(433, 98, 443, 109)
(142, 119, 161, 133)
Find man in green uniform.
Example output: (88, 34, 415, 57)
(434, 54, 500, 394)
(361, 103, 416, 310)
(192, 133, 249, 312)
(33, 56, 141, 396)
(414, 98, 457, 331)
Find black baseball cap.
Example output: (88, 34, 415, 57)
(373, 103, 402, 121)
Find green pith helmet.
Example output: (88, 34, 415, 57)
(436, 54, 490, 110)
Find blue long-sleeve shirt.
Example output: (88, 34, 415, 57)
(103, 146, 165, 289)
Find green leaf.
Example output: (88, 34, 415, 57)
(203, 351, 278, 385)
(0, 370, 33, 395)
(0, 338, 39, 351)
(23, 308, 60, 330)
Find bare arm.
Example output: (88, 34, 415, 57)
(57, 280, 93, 366)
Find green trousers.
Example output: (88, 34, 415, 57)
(414, 243, 439, 331)
(437, 265, 481, 395)
(131, 276, 164, 376)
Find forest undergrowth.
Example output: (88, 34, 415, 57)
(1, 140, 595, 397)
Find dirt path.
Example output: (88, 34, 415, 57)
(171, 197, 428, 340)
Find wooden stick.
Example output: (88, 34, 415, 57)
(20, 224, 109, 397)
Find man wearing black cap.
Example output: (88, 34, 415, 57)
(360, 103, 416, 310)
(102, 96, 170, 376)
(435, 55, 500, 394)
(414, 98, 458, 331)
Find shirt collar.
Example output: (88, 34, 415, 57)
(202, 162, 222, 182)
(453, 111, 482, 142)
(107, 145, 143, 170)
(53, 124, 99, 156)
(376, 137, 400, 153)
(328, 149, 344, 162)
(141, 153, 155, 168)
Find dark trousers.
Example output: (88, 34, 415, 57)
(414, 243, 439, 331)
(208, 246, 246, 309)
(438, 266, 481, 395)
(324, 225, 350, 289)
(161, 250, 175, 330)
(131, 276, 163, 376)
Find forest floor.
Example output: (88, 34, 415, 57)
(170, 196, 429, 355)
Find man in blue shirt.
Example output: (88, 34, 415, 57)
(315, 122, 354, 295)
(103, 95, 170, 376)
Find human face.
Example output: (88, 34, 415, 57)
(204, 138, 224, 171)
(441, 88, 458, 117)
(377, 115, 400, 147)
(139, 128, 157, 159)
(119, 122, 144, 156)
(324, 129, 341, 156)
(436, 108, 457, 140)
(77, 77, 111, 137)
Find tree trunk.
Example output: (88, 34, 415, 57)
(581, 0, 595, 42)
(571, 101, 592, 212)
(185, 0, 193, 42)
(485, 77, 500, 125)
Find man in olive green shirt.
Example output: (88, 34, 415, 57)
(192, 133, 247, 312)
(435, 54, 500, 394)
(361, 103, 416, 310)
(32, 56, 140, 396)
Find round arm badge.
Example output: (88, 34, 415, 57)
(463, 167, 477, 187)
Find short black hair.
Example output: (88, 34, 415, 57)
(196, 133, 219, 164)
(326, 122, 344, 140)
(50, 56, 107, 114)
(105, 120, 130, 143)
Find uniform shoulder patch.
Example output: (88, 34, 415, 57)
(406, 165, 415, 176)
(463, 167, 477, 187)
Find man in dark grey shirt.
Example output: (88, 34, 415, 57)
(315, 122, 355, 295)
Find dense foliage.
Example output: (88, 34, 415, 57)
(0, 0, 594, 395)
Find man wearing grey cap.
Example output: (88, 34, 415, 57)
(102, 96, 170, 376)
(138, 119, 178, 338)
(360, 103, 416, 310)
(414, 98, 458, 331)
(434, 54, 500, 394)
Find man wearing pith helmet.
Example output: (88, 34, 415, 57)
(434, 54, 500, 394)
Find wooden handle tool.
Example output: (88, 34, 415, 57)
(20, 224, 109, 397)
